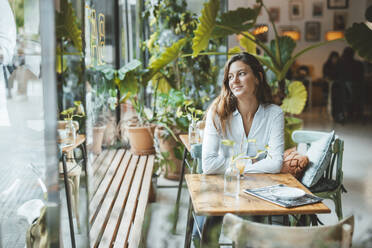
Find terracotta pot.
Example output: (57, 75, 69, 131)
(93, 125, 106, 155)
(102, 117, 117, 147)
(155, 126, 182, 181)
(127, 124, 156, 155)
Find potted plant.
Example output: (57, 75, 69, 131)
(152, 89, 190, 180)
(94, 38, 187, 155)
(59, 101, 85, 145)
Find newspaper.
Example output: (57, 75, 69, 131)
(243, 184, 323, 208)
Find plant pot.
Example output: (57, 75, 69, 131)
(155, 126, 182, 181)
(102, 117, 117, 147)
(93, 125, 106, 155)
(284, 116, 303, 149)
(127, 124, 156, 155)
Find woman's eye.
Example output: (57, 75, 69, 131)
(239, 71, 246, 76)
(228, 75, 233, 81)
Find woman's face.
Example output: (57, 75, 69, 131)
(228, 61, 258, 99)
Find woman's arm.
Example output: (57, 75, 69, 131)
(245, 110, 284, 173)
(202, 110, 228, 174)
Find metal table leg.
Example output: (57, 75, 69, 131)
(62, 153, 76, 248)
(184, 197, 195, 248)
(172, 147, 188, 234)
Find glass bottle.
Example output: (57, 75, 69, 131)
(224, 158, 240, 198)
(189, 119, 199, 145)
(65, 119, 76, 145)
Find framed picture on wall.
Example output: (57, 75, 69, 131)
(327, 0, 349, 9)
(334, 12, 347, 30)
(289, 0, 304, 20)
(305, 22, 321, 42)
(269, 7, 280, 22)
(312, 2, 323, 17)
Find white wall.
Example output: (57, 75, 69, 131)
(228, 0, 368, 79)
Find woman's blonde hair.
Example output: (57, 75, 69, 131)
(210, 52, 273, 135)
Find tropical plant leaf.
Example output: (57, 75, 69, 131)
(56, 0, 82, 52)
(119, 71, 138, 102)
(213, 7, 259, 38)
(281, 81, 307, 115)
(192, 0, 219, 57)
(228, 46, 241, 59)
(118, 59, 142, 80)
(149, 38, 187, 73)
(239, 32, 256, 54)
(269, 36, 296, 68)
(345, 23, 372, 62)
(253, 55, 280, 76)
(152, 72, 172, 93)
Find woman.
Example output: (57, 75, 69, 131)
(202, 52, 284, 174)
(323, 51, 339, 81)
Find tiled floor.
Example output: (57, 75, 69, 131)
(146, 107, 372, 247)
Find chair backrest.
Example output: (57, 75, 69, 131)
(292, 130, 344, 187)
(222, 213, 354, 248)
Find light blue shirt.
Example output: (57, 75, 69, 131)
(202, 104, 284, 174)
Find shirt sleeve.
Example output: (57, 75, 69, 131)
(0, 0, 17, 65)
(245, 109, 284, 173)
(201, 110, 228, 174)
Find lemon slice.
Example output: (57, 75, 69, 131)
(221, 139, 235, 147)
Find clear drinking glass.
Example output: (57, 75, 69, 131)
(188, 120, 200, 145)
(224, 159, 240, 198)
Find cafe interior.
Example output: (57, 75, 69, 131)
(0, 0, 372, 247)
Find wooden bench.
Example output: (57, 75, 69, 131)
(89, 149, 155, 248)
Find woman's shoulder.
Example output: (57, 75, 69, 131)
(263, 104, 283, 116)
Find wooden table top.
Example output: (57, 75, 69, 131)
(61, 134, 86, 153)
(185, 173, 331, 216)
(179, 134, 191, 152)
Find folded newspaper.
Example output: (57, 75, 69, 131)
(243, 184, 323, 208)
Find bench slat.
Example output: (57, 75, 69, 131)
(128, 155, 155, 248)
(90, 150, 117, 199)
(91, 149, 109, 175)
(97, 155, 140, 247)
(90, 154, 138, 248)
(113, 156, 148, 248)
(89, 149, 126, 224)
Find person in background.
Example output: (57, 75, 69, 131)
(337, 47, 364, 121)
(0, 0, 17, 126)
(323, 51, 339, 82)
(322, 51, 339, 116)
(202, 52, 284, 175)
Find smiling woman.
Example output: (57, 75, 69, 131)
(202, 52, 284, 175)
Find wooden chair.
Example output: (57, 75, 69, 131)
(292, 130, 347, 220)
(222, 213, 354, 248)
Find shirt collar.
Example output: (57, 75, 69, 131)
(233, 104, 264, 117)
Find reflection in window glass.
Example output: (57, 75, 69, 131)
(0, 0, 58, 247)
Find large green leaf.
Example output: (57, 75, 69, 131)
(269, 36, 296, 68)
(239, 32, 256, 54)
(152, 72, 172, 94)
(228, 46, 242, 59)
(119, 71, 138, 102)
(56, 0, 82, 52)
(118, 59, 142, 80)
(281, 81, 307, 115)
(149, 38, 187, 73)
(345, 23, 372, 62)
(213, 7, 259, 38)
(192, 0, 219, 57)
